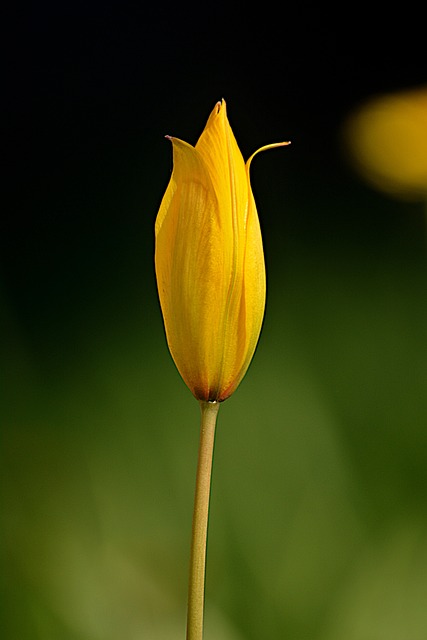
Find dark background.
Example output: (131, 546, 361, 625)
(2, 4, 427, 639)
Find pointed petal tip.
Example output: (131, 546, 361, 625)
(215, 98, 226, 114)
(258, 141, 292, 153)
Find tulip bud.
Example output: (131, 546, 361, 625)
(155, 100, 289, 402)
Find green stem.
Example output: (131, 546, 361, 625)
(186, 400, 220, 640)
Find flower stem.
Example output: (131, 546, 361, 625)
(186, 400, 220, 640)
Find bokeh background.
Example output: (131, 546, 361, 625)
(2, 4, 427, 639)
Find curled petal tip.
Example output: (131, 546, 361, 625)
(246, 139, 291, 168)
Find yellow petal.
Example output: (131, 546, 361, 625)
(219, 141, 291, 399)
(195, 101, 256, 399)
(157, 134, 243, 400)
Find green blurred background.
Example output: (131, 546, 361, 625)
(2, 5, 427, 639)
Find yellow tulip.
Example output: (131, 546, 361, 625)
(155, 100, 288, 402)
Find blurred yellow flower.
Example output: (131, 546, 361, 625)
(343, 85, 427, 200)
(155, 100, 288, 402)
